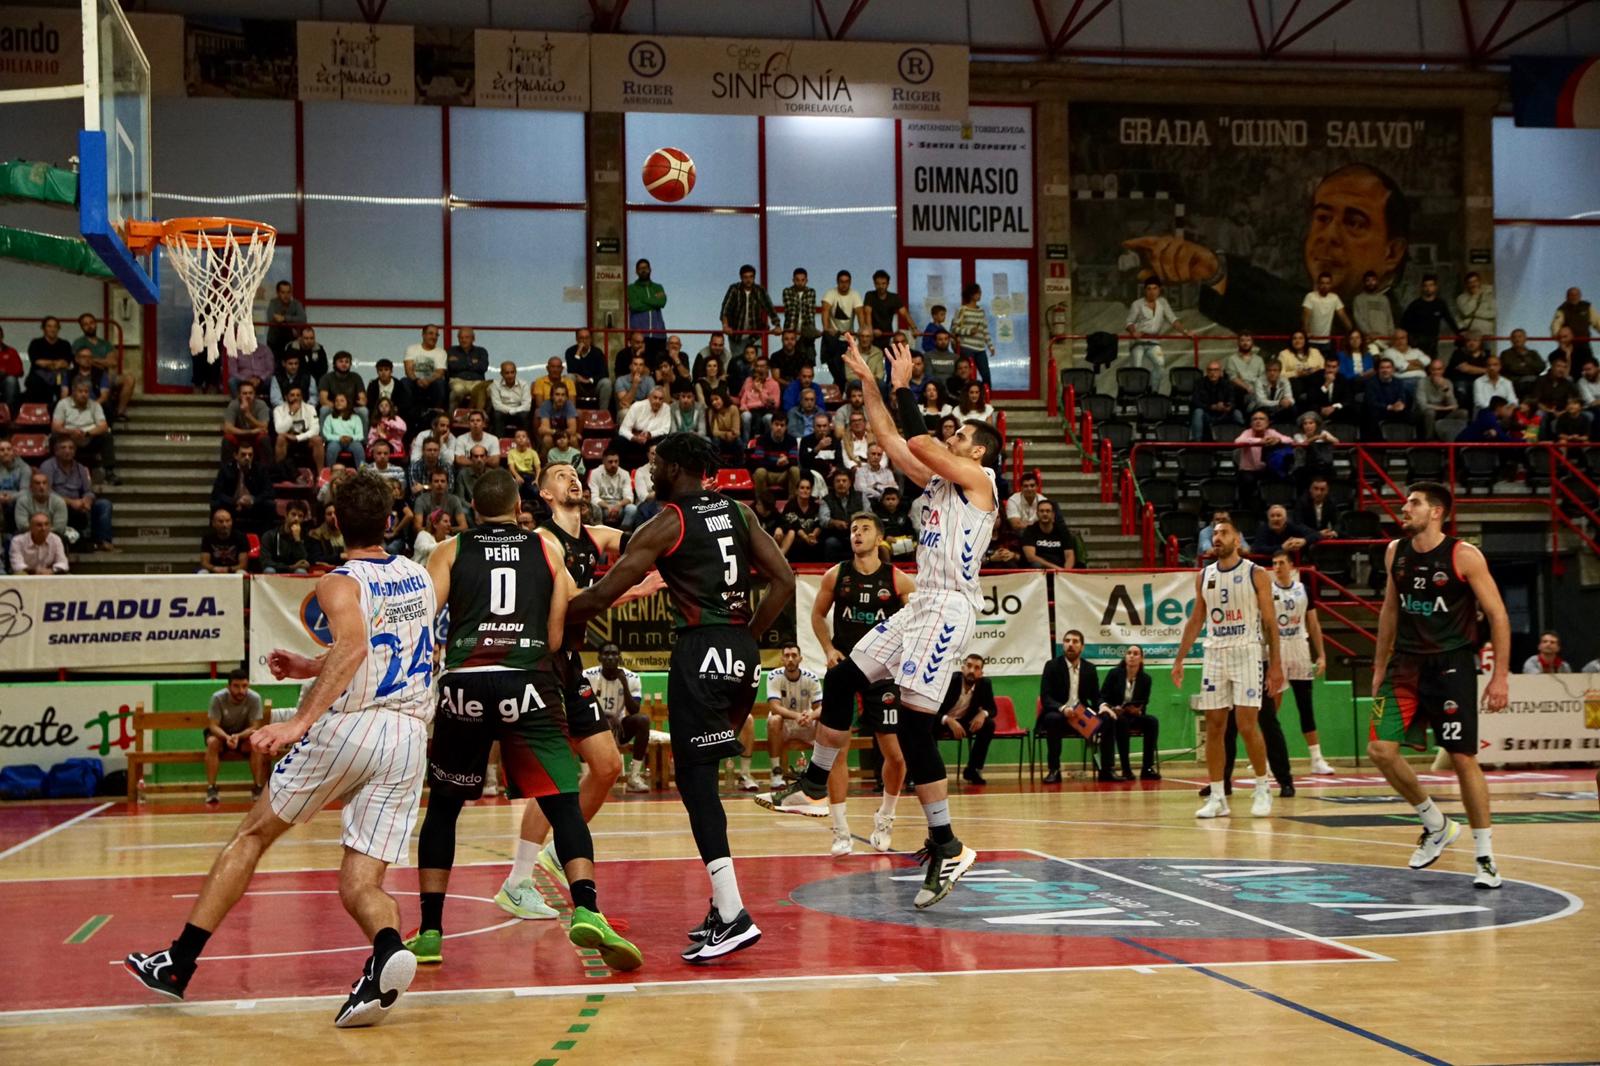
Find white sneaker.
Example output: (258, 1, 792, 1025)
(869, 813, 894, 852)
(1311, 758, 1336, 775)
(736, 772, 760, 793)
(768, 774, 785, 790)
(1473, 855, 1502, 889)
(536, 841, 569, 888)
(1251, 780, 1273, 817)
(493, 877, 559, 920)
(754, 781, 829, 817)
(1195, 794, 1230, 819)
(1408, 819, 1461, 869)
(625, 769, 649, 793)
(830, 829, 853, 857)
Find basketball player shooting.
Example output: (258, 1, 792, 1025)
(757, 334, 1000, 910)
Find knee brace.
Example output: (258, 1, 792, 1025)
(535, 792, 593, 866)
(821, 656, 869, 731)
(898, 711, 947, 787)
(416, 792, 466, 871)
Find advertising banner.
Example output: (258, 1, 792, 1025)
(1053, 571, 1196, 664)
(0, 682, 152, 774)
(475, 28, 589, 111)
(1479, 673, 1600, 764)
(0, 7, 80, 92)
(591, 35, 967, 120)
(186, 17, 296, 99)
(297, 20, 413, 104)
(0, 575, 243, 672)
(901, 105, 1033, 248)
(1068, 102, 1464, 340)
(248, 574, 324, 684)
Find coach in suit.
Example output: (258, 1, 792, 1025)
(1098, 645, 1161, 780)
(1036, 629, 1103, 784)
(938, 653, 998, 786)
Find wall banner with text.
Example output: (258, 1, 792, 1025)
(0, 682, 153, 775)
(902, 105, 1033, 248)
(1052, 570, 1197, 664)
(297, 21, 414, 103)
(475, 29, 589, 111)
(1479, 673, 1600, 765)
(248, 574, 324, 684)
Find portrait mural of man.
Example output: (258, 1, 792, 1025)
(1068, 104, 1464, 342)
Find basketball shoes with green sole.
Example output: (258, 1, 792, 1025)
(537, 841, 569, 888)
(494, 877, 560, 920)
(403, 928, 443, 964)
(568, 907, 643, 971)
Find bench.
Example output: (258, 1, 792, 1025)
(127, 699, 271, 801)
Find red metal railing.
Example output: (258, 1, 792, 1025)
(1080, 408, 1095, 474)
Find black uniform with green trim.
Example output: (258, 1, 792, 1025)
(540, 517, 610, 740)
(1372, 534, 1481, 754)
(430, 523, 578, 800)
(658, 491, 761, 765)
(831, 559, 904, 734)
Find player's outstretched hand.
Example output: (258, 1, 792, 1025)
(252, 718, 311, 756)
(841, 332, 871, 381)
(1482, 674, 1509, 713)
(268, 648, 319, 680)
(886, 340, 914, 390)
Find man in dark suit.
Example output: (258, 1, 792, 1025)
(1036, 630, 1104, 784)
(938, 654, 998, 786)
(1293, 475, 1342, 537)
(1298, 361, 1357, 422)
(1097, 645, 1161, 780)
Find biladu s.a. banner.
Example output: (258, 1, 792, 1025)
(1053, 571, 1196, 664)
(1478, 673, 1600, 765)
(248, 574, 325, 684)
(475, 29, 588, 110)
(902, 105, 1033, 249)
(297, 20, 413, 103)
(0, 575, 243, 671)
(591, 35, 967, 121)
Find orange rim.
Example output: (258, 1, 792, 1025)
(123, 216, 276, 254)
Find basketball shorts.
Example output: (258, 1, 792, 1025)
(1370, 647, 1479, 754)
(268, 709, 427, 865)
(1196, 645, 1266, 711)
(851, 590, 977, 712)
(1281, 637, 1315, 684)
(668, 625, 761, 766)
(856, 683, 901, 736)
(558, 650, 610, 741)
(429, 667, 578, 801)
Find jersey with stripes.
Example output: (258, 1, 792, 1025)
(1273, 578, 1311, 644)
(327, 554, 436, 721)
(766, 666, 822, 713)
(913, 468, 997, 608)
(1201, 558, 1263, 652)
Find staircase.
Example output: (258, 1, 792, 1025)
(72, 393, 226, 575)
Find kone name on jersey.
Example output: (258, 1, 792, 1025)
(706, 513, 733, 533)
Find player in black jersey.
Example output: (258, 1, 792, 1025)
(569, 433, 796, 963)
(810, 512, 915, 854)
(1370, 482, 1510, 889)
(494, 462, 666, 921)
(407, 469, 642, 970)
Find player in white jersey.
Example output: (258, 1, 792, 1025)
(765, 642, 824, 778)
(1271, 549, 1336, 774)
(758, 335, 999, 909)
(127, 471, 433, 1027)
(581, 645, 652, 791)
(1171, 516, 1283, 820)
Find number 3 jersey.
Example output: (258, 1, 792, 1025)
(328, 554, 436, 721)
(1200, 558, 1263, 653)
(443, 523, 558, 671)
(659, 491, 753, 629)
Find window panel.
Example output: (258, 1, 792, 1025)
(765, 116, 897, 290)
(152, 98, 298, 233)
(625, 113, 758, 207)
(450, 109, 586, 203)
(625, 212, 760, 346)
(1494, 226, 1600, 344)
(452, 208, 587, 369)
(1493, 117, 1600, 219)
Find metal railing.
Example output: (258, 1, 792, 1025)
(0, 314, 125, 376)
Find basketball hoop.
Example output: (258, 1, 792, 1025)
(125, 216, 277, 364)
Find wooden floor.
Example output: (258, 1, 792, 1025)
(2, 767, 1597, 1066)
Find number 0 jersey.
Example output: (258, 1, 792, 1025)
(1201, 558, 1263, 652)
(328, 554, 436, 721)
(913, 469, 997, 609)
(444, 523, 558, 671)
(659, 491, 753, 629)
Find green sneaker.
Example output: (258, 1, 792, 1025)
(913, 837, 977, 910)
(536, 842, 568, 889)
(494, 877, 560, 920)
(568, 907, 643, 972)
(403, 928, 442, 965)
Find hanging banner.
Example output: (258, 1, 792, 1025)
(297, 21, 413, 104)
(0, 6, 80, 91)
(475, 29, 589, 111)
(591, 35, 967, 120)
(0, 682, 153, 774)
(901, 105, 1033, 248)
(1478, 673, 1600, 764)
(0, 575, 244, 672)
(248, 574, 324, 684)
(186, 17, 297, 99)
(1053, 570, 1197, 664)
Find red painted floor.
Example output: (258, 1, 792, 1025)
(4, 851, 1364, 1013)
(0, 801, 102, 853)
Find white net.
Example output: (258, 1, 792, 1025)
(162, 222, 277, 364)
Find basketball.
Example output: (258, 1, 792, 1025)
(642, 146, 696, 203)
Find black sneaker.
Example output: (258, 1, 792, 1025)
(124, 949, 191, 1001)
(913, 836, 977, 909)
(681, 908, 761, 963)
(1280, 783, 1297, 798)
(963, 769, 988, 785)
(1041, 770, 1062, 785)
(333, 942, 417, 1028)
(686, 899, 716, 943)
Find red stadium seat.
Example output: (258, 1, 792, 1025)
(246, 533, 261, 561)
(955, 697, 1030, 785)
(715, 469, 754, 495)
(0, 403, 10, 427)
(578, 410, 615, 437)
(820, 383, 842, 406)
(12, 433, 48, 460)
(15, 403, 49, 429)
(580, 436, 609, 464)
(451, 407, 475, 431)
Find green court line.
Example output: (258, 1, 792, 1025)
(568, 1024, 589, 1033)
(534, 1059, 559, 1066)
(579, 1008, 599, 1017)
(586, 995, 605, 1002)
(65, 914, 111, 944)
(552, 1040, 577, 1051)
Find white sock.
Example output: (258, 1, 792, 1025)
(1415, 798, 1446, 833)
(1308, 743, 1323, 763)
(878, 791, 899, 817)
(1473, 827, 1493, 859)
(508, 838, 542, 884)
(830, 802, 849, 832)
(737, 756, 751, 775)
(706, 857, 744, 920)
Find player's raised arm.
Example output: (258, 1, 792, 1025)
(1371, 539, 1401, 694)
(586, 524, 666, 604)
(844, 333, 934, 487)
(742, 500, 797, 638)
(539, 528, 576, 655)
(426, 533, 458, 612)
(1457, 541, 1511, 711)
(253, 571, 366, 754)
(569, 508, 681, 626)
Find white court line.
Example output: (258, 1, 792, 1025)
(1022, 849, 1394, 963)
(0, 802, 112, 863)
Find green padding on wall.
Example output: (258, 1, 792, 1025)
(151, 681, 303, 785)
(0, 159, 78, 207)
(0, 224, 116, 279)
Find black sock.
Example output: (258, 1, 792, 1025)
(373, 926, 403, 956)
(800, 759, 831, 791)
(570, 879, 598, 912)
(420, 891, 445, 933)
(169, 922, 211, 968)
(929, 823, 955, 845)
